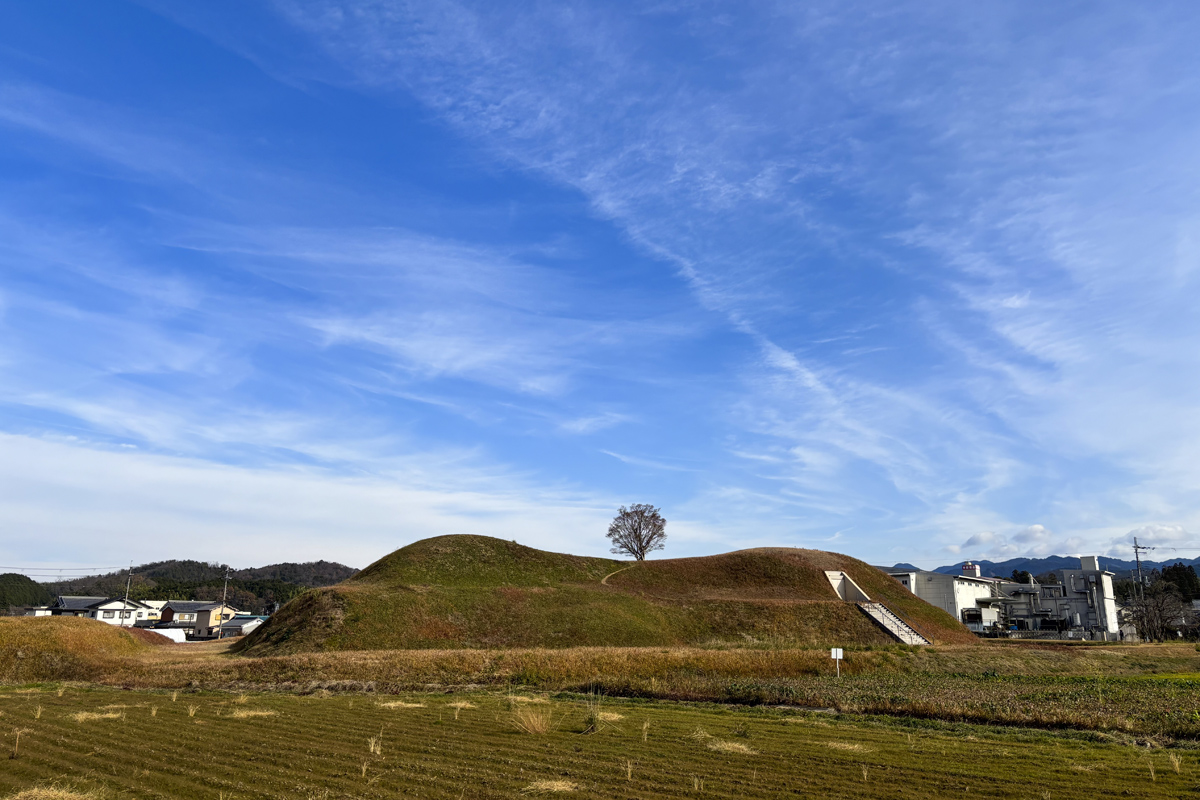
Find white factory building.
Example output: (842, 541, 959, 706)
(888, 556, 1120, 638)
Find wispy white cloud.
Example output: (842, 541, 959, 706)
(0, 432, 619, 569)
(259, 0, 1200, 562)
(6, 2, 1200, 569)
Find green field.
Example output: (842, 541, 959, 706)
(1, 684, 1197, 800)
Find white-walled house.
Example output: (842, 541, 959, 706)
(141, 600, 168, 621)
(46, 596, 155, 626)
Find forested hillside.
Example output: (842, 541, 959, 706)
(0, 573, 53, 612)
(39, 560, 358, 614)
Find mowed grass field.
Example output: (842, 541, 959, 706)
(6, 619, 1200, 741)
(1, 685, 1198, 800)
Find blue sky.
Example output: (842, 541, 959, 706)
(3, 1, 1200, 572)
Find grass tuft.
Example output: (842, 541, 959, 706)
(511, 705, 556, 735)
(71, 712, 121, 723)
(707, 739, 758, 755)
(521, 780, 576, 794)
(377, 701, 426, 709)
(227, 710, 277, 719)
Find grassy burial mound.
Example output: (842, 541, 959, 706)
(239, 535, 972, 654)
(0, 616, 155, 683)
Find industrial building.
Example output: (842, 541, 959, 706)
(887, 556, 1120, 639)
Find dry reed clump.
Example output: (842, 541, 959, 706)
(3, 789, 102, 800)
(580, 694, 616, 734)
(377, 701, 426, 709)
(70, 711, 122, 723)
(508, 695, 549, 705)
(226, 709, 278, 719)
(511, 705, 556, 735)
(448, 701, 476, 720)
(1168, 753, 1181, 774)
(521, 780, 577, 794)
(827, 742, 873, 752)
(707, 739, 758, 755)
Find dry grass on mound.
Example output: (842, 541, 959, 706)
(0, 617, 148, 683)
(237, 537, 973, 653)
(4, 789, 100, 800)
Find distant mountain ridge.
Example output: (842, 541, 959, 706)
(895, 555, 1200, 579)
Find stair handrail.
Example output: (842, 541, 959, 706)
(877, 601, 933, 644)
(859, 601, 932, 645)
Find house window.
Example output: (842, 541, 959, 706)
(120, 611, 132, 618)
(102, 610, 115, 618)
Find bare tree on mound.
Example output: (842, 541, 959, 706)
(606, 504, 667, 561)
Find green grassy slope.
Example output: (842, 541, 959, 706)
(239, 536, 973, 654)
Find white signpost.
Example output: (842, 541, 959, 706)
(830, 647, 844, 677)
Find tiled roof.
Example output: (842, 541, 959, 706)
(52, 596, 108, 610)
(163, 600, 223, 612)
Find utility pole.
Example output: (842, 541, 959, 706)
(1132, 538, 1155, 603)
(121, 561, 133, 628)
(217, 566, 231, 641)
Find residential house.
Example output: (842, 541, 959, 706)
(46, 596, 107, 617)
(141, 600, 167, 622)
(45, 596, 155, 626)
(215, 615, 266, 638)
(157, 601, 239, 639)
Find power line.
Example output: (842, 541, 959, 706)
(0, 565, 128, 572)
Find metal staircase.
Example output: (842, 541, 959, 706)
(858, 602, 930, 645)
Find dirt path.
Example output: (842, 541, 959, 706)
(600, 564, 638, 585)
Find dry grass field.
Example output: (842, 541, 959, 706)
(4, 618, 1200, 742)
(1, 684, 1198, 800)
